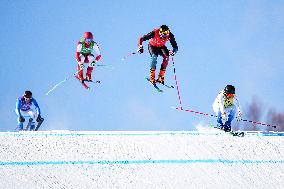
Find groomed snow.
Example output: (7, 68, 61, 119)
(0, 130, 283, 189)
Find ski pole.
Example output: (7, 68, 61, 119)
(173, 107, 277, 128)
(96, 64, 115, 69)
(45, 68, 83, 96)
(121, 52, 137, 61)
(171, 57, 183, 109)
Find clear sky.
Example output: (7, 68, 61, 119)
(0, 0, 283, 131)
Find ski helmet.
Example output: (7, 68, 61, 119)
(83, 32, 93, 40)
(159, 25, 170, 34)
(24, 90, 32, 98)
(224, 85, 235, 94)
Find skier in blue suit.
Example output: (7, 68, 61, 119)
(15, 91, 43, 131)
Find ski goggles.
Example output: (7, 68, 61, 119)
(24, 96, 31, 101)
(85, 38, 93, 43)
(226, 93, 235, 98)
(159, 29, 170, 35)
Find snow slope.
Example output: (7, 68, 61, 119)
(0, 130, 283, 189)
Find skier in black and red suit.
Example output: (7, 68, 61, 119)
(137, 25, 178, 84)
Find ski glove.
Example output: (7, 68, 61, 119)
(19, 116, 25, 123)
(236, 111, 242, 122)
(90, 61, 96, 67)
(95, 55, 101, 61)
(79, 63, 85, 69)
(169, 50, 175, 56)
(137, 45, 144, 54)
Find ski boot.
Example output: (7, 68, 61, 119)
(85, 67, 93, 82)
(216, 123, 224, 130)
(77, 71, 84, 83)
(156, 69, 166, 85)
(149, 69, 156, 84)
(223, 122, 231, 132)
(85, 74, 92, 82)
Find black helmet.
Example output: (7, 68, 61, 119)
(224, 85, 235, 94)
(159, 25, 170, 34)
(160, 25, 169, 31)
(24, 91, 32, 98)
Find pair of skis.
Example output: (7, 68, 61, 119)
(211, 126, 245, 137)
(145, 77, 174, 93)
(46, 65, 108, 96)
(75, 75, 101, 90)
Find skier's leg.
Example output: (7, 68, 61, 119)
(26, 109, 37, 131)
(157, 47, 169, 84)
(16, 110, 34, 131)
(160, 46, 170, 70)
(148, 45, 159, 83)
(77, 55, 86, 81)
(17, 117, 24, 131)
(86, 55, 95, 81)
(224, 105, 236, 131)
(15, 109, 24, 131)
(217, 110, 224, 129)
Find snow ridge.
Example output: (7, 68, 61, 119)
(0, 131, 283, 189)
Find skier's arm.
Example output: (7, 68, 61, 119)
(138, 31, 155, 46)
(219, 95, 225, 114)
(169, 33, 178, 53)
(15, 98, 22, 116)
(93, 42, 101, 61)
(32, 98, 41, 115)
(76, 43, 83, 62)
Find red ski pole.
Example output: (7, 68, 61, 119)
(171, 57, 183, 109)
(174, 107, 277, 128)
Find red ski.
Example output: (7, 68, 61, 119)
(75, 75, 90, 90)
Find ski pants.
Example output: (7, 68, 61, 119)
(77, 54, 96, 76)
(15, 108, 38, 131)
(216, 104, 237, 126)
(77, 54, 96, 67)
(148, 44, 169, 70)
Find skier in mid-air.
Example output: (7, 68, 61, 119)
(212, 85, 242, 132)
(76, 32, 102, 82)
(15, 91, 43, 131)
(137, 25, 178, 85)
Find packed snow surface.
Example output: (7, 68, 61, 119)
(0, 130, 283, 189)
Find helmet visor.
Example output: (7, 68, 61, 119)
(24, 96, 31, 101)
(159, 29, 170, 38)
(159, 28, 170, 35)
(226, 93, 235, 98)
(85, 38, 93, 43)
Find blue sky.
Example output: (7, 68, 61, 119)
(0, 0, 283, 131)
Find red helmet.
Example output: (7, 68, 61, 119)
(83, 32, 93, 40)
